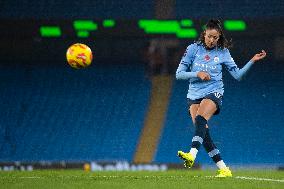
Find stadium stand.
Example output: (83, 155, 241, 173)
(0, 0, 283, 168)
(176, 0, 284, 18)
(155, 62, 284, 166)
(2, 0, 284, 19)
(0, 63, 151, 162)
(0, 0, 154, 19)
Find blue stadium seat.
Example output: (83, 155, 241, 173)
(176, 0, 284, 18)
(155, 62, 284, 166)
(0, 63, 151, 162)
(0, 1, 154, 19)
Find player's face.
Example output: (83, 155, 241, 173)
(204, 29, 220, 48)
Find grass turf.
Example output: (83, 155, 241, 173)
(0, 169, 283, 189)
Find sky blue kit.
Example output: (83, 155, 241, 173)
(176, 42, 253, 100)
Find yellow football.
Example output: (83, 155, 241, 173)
(66, 43, 93, 69)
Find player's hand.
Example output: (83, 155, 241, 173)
(197, 71, 211, 81)
(251, 50, 267, 63)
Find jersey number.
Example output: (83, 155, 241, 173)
(214, 92, 222, 99)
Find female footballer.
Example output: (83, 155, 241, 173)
(176, 19, 266, 177)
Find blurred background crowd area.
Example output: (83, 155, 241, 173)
(0, 0, 283, 168)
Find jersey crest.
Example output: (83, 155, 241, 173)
(214, 56, 219, 62)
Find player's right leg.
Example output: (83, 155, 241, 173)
(178, 99, 217, 168)
(177, 103, 199, 168)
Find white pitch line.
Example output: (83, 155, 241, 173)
(19, 176, 42, 179)
(235, 176, 284, 183)
(12, 175, 284, 183)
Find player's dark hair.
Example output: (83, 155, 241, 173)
(197, 19, 232, 49)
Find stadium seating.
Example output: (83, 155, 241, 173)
(0, 59, 283, 166)
(0, 1, 154, 19)
(155, 62, 284, 166)
(0, 62, 151, 162)
(0, 0, 283, 169)
(2, 0, 283, 19)
(176, 0, 284, 18)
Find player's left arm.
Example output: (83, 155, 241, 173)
(250, 50, 267, 63)
(224, 50, 266, 81)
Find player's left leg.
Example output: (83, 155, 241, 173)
(187, 103, 232, 176)
(203, 128, 232, 177)
(202, 93, 232, 177)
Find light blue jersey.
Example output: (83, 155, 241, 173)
(176, 42, 253, 100)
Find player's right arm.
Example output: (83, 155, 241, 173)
(176, 44, 200, 80)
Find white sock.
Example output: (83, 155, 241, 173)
(216, 160, 227, 169)
(189, 148, 198, 159)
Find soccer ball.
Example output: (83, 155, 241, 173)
(66, 43, 93, 69)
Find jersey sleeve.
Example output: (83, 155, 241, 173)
(176, 43, 199, 80)
(223, 49, 254, 81)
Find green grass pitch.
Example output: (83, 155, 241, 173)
(0, 169, 283, 189)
